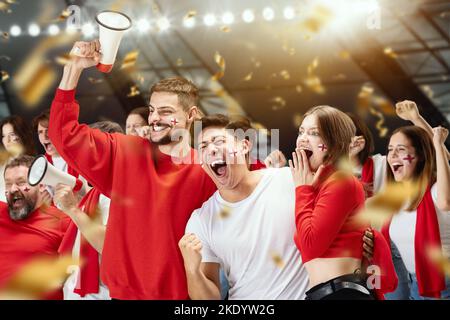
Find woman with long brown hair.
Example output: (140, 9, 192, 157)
(290, 105, 396, 300)
(382, 125, 450, 299)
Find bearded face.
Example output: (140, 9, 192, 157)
(4, 165, 39, 221)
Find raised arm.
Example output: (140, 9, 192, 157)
(49, 40, 118, 196)
(396, 100, 450, 160)
(433, 127, 450, 211)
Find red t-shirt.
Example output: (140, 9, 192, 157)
(0, 202, 70, 293)
(49, 89, 217, 299)
(294, 168, 367, 263)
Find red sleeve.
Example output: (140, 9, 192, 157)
(294, 176, 364, 260)
(49, 89, 117, 196)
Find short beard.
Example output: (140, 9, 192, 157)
(8, 198, 35, 221)
(151, 133, 173, 145)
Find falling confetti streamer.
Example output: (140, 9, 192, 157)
(357, 181, 420, 229)
(280, 70, 290, 80)
(211, 51, 226, 81)
(55, 53, 72, 65)
(271, 96, 286, 111)
(251, 57, 261, 68)
(1, 70, 9, 83)
(136, 73, 145, 84)
(243, 72, 253, 81)
(427, 247, 450, 277)
(373, 96, 396, 116)
(295, 85, 303, 93)
(421, 85, 434, 99)
(121, 50, 139, 70)
(307, 57, 319, 75)
(127, 85, 140, 97)
(185, 10, 197, 19)
(0, 255, 77, 299)
(87, 77, 103, 84)
(369, 107, 388, 137)
(176, 58, 183, 66)
(293, 113, 303, 128)
(304, 75, 325, 94)
(0, 1, 8, 11)
(270, 252, 285, 269)
(383, 47, 398, 59)
(300, 5, 333, 34)
(339, 50, 350, 60)
(55, 8, 72, 21)
(218, 206, 231, 219)
(220, 26, 231, 33)
(2, 31, 9, 40)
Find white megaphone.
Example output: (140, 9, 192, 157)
(27, 155, 84, 192)
(95, 10, 132, 73)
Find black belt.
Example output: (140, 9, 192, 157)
(306, 274, 371, 300)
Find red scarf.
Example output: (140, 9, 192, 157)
(361, 157, 374, 198)
(58, 188, 101, 297)
(249, 158, 266, 171)
(45, 153, 80, 178)
(381, 186, 446, 298)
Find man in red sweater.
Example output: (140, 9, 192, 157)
(0, 155, 70, 298)
(48, 40, 217, 299)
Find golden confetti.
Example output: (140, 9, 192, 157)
(289, 48, 296, 56)
(271, 252, 285, 269)
(300, 5, 333, 34)
(87, 77, 103, 84)
(304, 75, 325, 94)
(251, 57, 261, 68)
(0, 255, 77, 299)
(211, 51, 225, 81)
(56, 8, 72, 21)
(6, 0, 16, 3)
(293, 113, 303, 127)
(373, 96, 396, 116)
(428, 247, 450, 277)
(356, 84, 374, 116)
(421, 85, 434, 99)
(383, 47, 398, 59)
(220, 26, 231, 33)
(176, 58, 183, 66)
(219, 206, 231, 219)
(280, 70, 290, 80)
(307, 57, 319, 75)
(185, 10, 197, 19)
(127, 85, 140, 97)
(151, 2, 160, 14)
(2, 31, 9, 40)
(0, 1, 8, 11)
(16, 65, 56, 107)
(1, 70, 9, 83)
(295, 85, 303, 93)
(121, 50, 139, 70)
(333, 73, 347, 80)
(271, 96, 286, 111)
(136, 73, 145, 84)
(357, 181, 420, 229)
(243, 72, 253, 81)
(55, 53, 72, 65)
(339, 50, 350, 60)
(369, 107, 388, 137)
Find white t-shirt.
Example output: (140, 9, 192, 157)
(353, 154, 386, 194)
(63, 194, 111, 300)
(186, 168, 309, 300)
(390, 183, 450, 274)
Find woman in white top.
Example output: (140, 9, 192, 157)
(0, 116, 36, 202)
(384, 125, 450, 299)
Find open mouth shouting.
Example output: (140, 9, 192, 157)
(299, 147, 313, 159)
(392, 162, 404, 174)
(210, 159, 227, 178)
(9, 192, 25, 209)
(43, 142, 54, 153)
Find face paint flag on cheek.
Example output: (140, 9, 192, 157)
(170, 118, 179, 126)
(318, 144, 327, 152)
(403, 155, 415, 164)
(23, 187, 30, 192)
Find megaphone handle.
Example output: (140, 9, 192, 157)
(72, 179, 84, 193)
(96, 62, 113, 73)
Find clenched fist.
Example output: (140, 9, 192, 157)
(178, 233, 203, 274)
(68, 40, 102, 70)
(432, 126, 449, 146)
(395, 100, 421, 122)
(54, 183, 78, 214)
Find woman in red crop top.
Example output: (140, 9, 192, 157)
(289, 105, 396, 300)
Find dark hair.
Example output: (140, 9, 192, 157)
(4, 154, 35, 172)
(32, 109, 50, 132)
(128, 107, 149, 123)
(150, 76, 199, 111)
(0, 116, 36, 156)
(386, 126, 436, 210)
(346, 112, 375, 165)
(89, 121, 124, 134)
(303, 106, 356, 166)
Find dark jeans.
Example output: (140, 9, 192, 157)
(305, 273, 376, 300)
